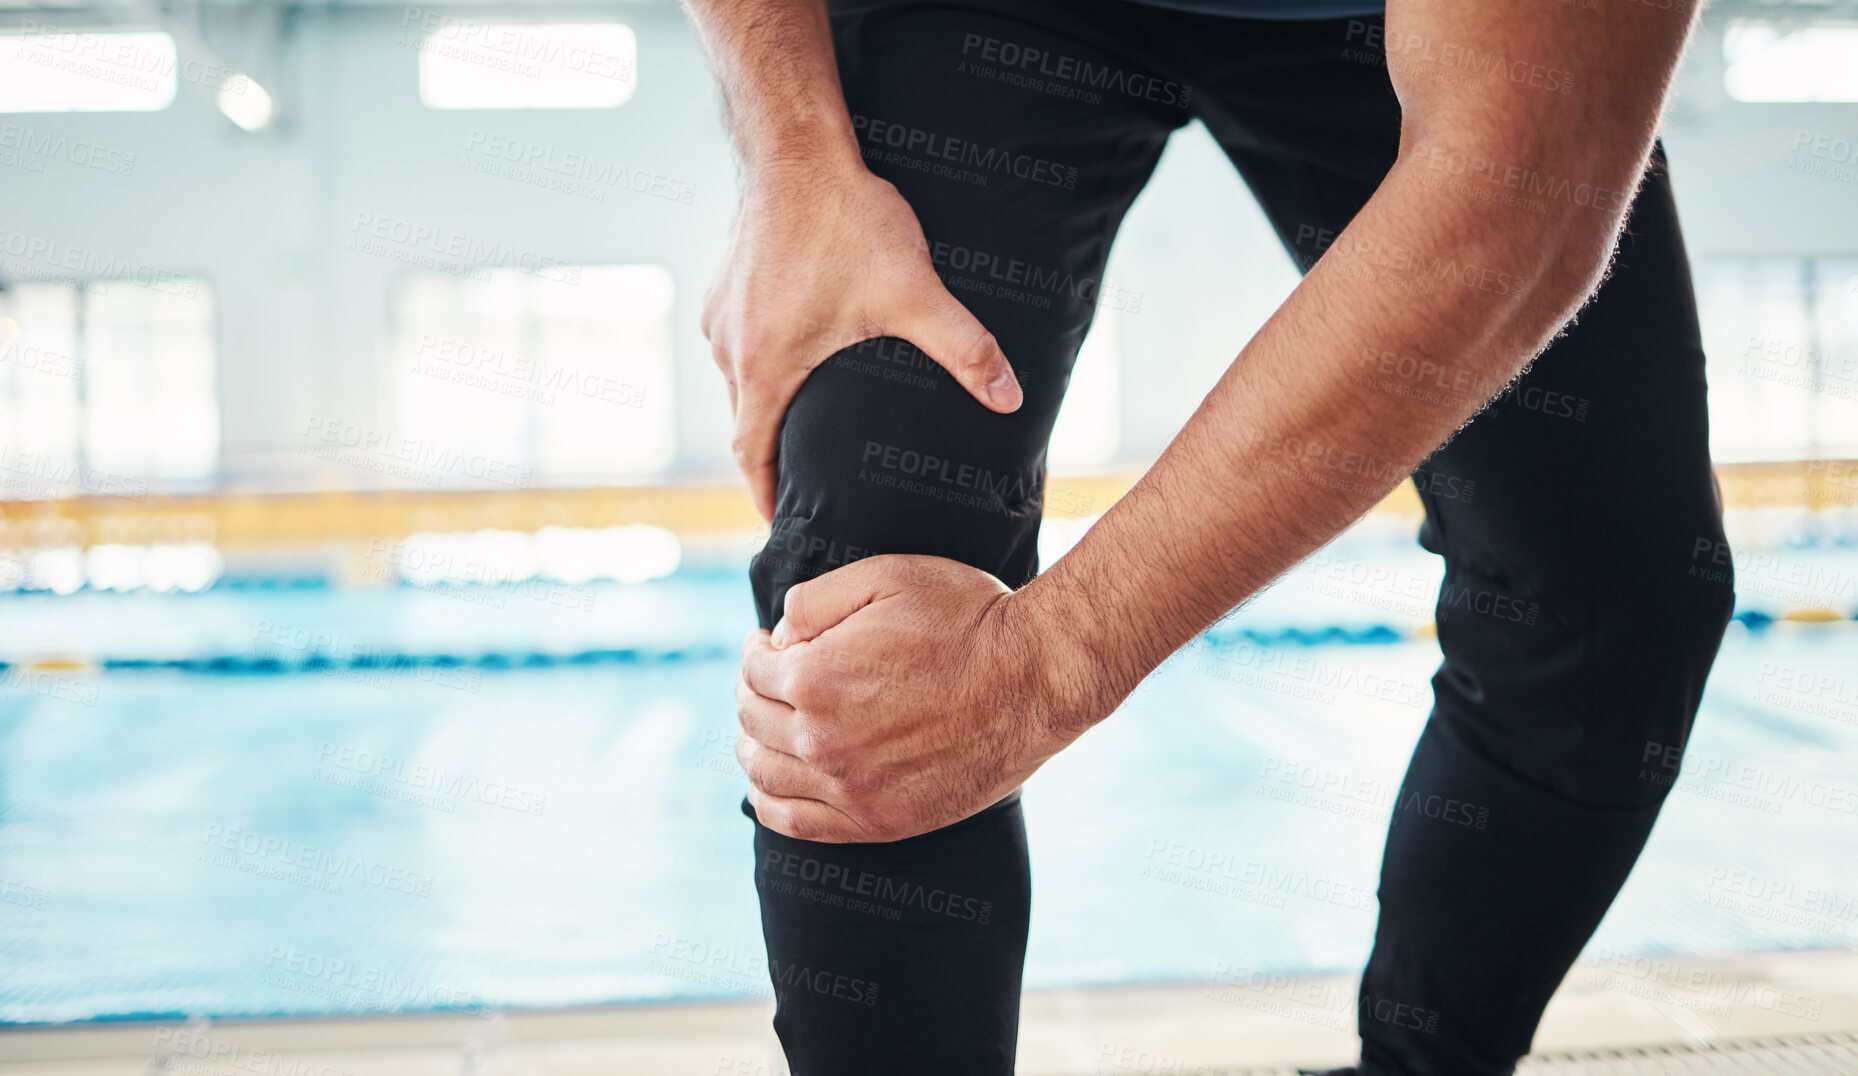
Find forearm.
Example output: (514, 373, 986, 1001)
(1020, 139, 1655, 729)
(682, 0, 859, 172)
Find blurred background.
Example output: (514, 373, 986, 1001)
(1, 0, 1857, 1072)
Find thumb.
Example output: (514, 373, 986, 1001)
(890, 288, 1022, 413)
(771, 558, 893, 648)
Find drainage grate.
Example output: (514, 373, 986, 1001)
(1137, 1030, 1858, 1076)
(1516, 1030, 1858, 1073)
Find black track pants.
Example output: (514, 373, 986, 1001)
(742, 1, 1735, 1071)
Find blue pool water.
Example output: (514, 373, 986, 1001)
(2, 544, 1856, 1024)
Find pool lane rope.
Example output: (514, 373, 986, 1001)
(0, 608, 1845, 676)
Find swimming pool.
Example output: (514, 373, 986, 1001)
(2, 541, 1855, 1025)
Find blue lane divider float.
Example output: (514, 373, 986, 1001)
(0, 645, 738, 676)
(1731, 608, 1857, 630)
(3, 625, 1414, 676)
(1203, 624, 1407, 648)
(0, 609, 1848, 677)
(212, 575, 334, 591)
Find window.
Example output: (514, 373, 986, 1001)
(1696, 258, 1858, 462)
(414, 22, 637, 109)
(0, 29, 177, 112)
(387, 266, 675, 487)
(0, 286, 81, 482)
(1723, 22, 1858, 103)
(0, 278, 218, 497)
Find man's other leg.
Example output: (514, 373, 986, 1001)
(1183, 17, 1734, 1075)
(743, 3, 1189, 1072)
(1356, 144, 1732, 1076)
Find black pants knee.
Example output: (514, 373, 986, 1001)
(739, 336, 1067, 1073)
(742, 3, 1185, 1071)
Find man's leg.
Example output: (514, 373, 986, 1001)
(1353, 145, 1734, 1076)
(742, 3, 1188, 1072)
(1181, 16, 1735, 1075)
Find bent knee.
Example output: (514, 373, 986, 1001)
(749, 339, 1052, 625)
